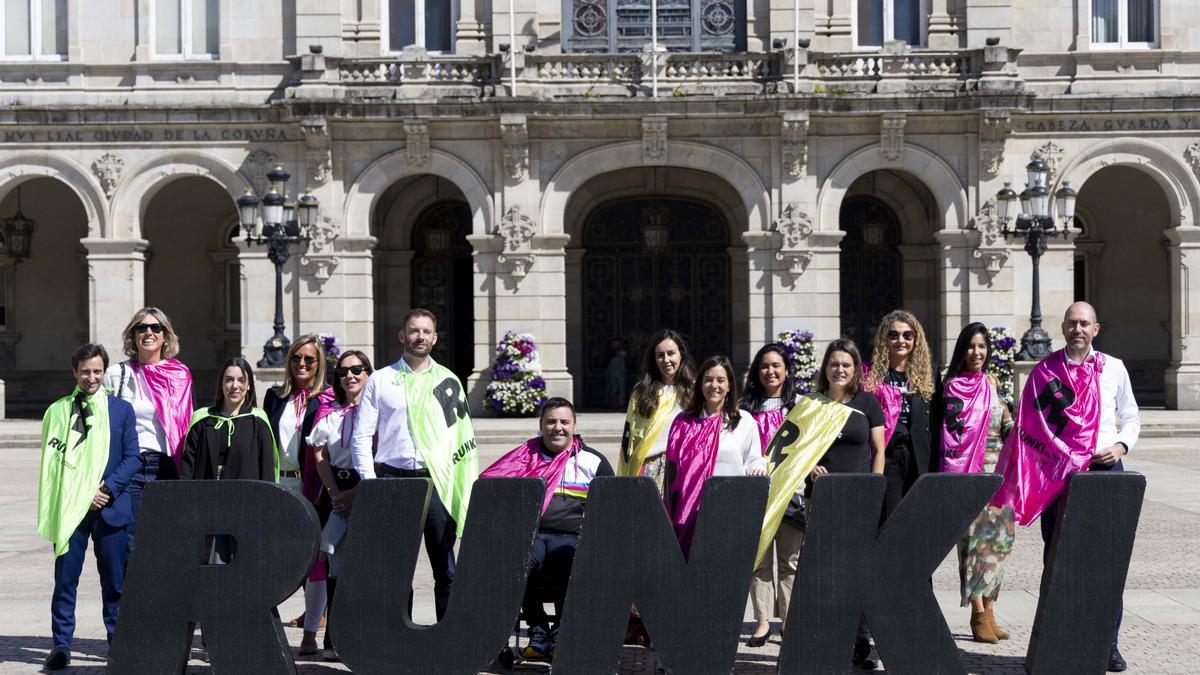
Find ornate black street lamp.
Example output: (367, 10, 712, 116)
(236, 164, 320, 368)
(995, 158, 1078, 361)
(1, 185, 37, 261)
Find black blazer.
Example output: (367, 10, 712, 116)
(885, 370, 941, 476)
(263, 387, 322, 479)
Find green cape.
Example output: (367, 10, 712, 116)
(396, 360, 479, 537)
(38, 388, 111, 556)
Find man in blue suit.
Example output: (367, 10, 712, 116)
(37, 343, 140, 670)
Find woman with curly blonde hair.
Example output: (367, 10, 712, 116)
(864, 309, 937, 519)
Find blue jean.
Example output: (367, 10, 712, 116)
(1040, 459, 1124, 648)
(51, 510, 128, 649)
(125, 451, 176, 558)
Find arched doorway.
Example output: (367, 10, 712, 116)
(373, 175, 475, 382)
(410, 201, 473, 383)
(143, 176, 240, 387)
(839, 197, 901, 346)
(580, 197, 731, 408)
(1075, 166, 1170, 405)
(0, 177, 88, 414)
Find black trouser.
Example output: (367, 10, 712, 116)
(882, 435, 920, 521)
(522, 532, 579, 630)
(375, 464, 457, 621)
(1039, 459, 1125, 649)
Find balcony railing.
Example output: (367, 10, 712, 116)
(292, 45, 1017, 99)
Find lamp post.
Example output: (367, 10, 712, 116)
(995, 158, 1078, 361)
(1, 185, 37, 262)
(236, 164, 320, 368)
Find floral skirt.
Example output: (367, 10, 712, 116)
(957, 504, 1015, 606)
(641, 455, 667, 495)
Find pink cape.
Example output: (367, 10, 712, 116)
(990, 349, 1104, 526)
(133, 358, 193, 468)
(481, 437, 579, 515)
(751, 408, 785, 456)
(301, 389, 337, 505)
(874, 382, 904, 446)
(939, 372, 994, 474)
(664, 413, 724, 555)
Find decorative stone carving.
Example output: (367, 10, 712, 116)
(497, 206, 536, 279)
(880, 113, 906, 162)
(242, 149, 277, 196)
(90, 153, 124, 200)
(1185, 143, 1200, 181)
(404, 119, 431, 170)
(642, 117, 668, 164)
(301, 117, 332, 186)
(1033, 142, 1065, 184)
(772, 202, 815, 284)
(300, 214, 340, 281)
(500, 114, 529, 182)
(980, 110, 1011, 178)
(781, 112, 810, 179)
(970, 199, 1010, 284)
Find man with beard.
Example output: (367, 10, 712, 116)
(351, 308, 479, 621)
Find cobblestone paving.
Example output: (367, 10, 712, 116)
(0, 432, 1196, 673)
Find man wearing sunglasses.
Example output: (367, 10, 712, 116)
(351, 308, 479, 622)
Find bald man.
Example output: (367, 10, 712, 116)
(1042, 301, 1140, 672)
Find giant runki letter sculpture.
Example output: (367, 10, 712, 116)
(109, 472, 1144, 674)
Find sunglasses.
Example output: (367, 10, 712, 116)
(336, 365, 368, 378)
(887, 330, 916, 342)
(290, 355, 318, 366)
(134, 323, 164, 335)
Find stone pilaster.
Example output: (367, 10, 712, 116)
(82, 238, 148, 355)
(1166, 227, 1200, 409)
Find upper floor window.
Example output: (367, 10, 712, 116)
(563, 0, 745, 53)
(2, 0, 66, 60)
(855, 0, 926, 49)
(384, 0, 454, 53)
(154, 0, 218, 59)
(1092, 0, 1156, 49)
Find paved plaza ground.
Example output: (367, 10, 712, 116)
(0, 412, 1197, 673)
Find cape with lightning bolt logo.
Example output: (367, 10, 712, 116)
(754, 393, 853, 567)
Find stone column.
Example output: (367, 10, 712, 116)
(926, 0, 956, 49)
(455, 0, 486, 55)
(234, 239, 283, 363)
(1166, 227, 1200, 409)
(826, 0, 854, 50)
(466, 234, 500, 413)
(933, 229, 976, 361)
(82, 238, 148, 356)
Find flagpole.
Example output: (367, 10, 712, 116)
(651, 0, 658, 98)
(508, 0, 518, 96)
(793, 0, 799, 92)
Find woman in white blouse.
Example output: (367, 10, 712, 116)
(307, 349, 373, 662)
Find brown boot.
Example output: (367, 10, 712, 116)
(986, 607, 1010, 640)
(299, 630, 320, 656)
(970, 611, 998, 643)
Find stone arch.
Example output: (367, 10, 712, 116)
(542, 141, 771, 236)
(110, 151, 251, 239)
(344, 148, 492, 238)
(0, 154, 106, 237)
(1057, 137, 1199, 228)
(817, 143, 968, 234)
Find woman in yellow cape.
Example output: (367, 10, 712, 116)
(616, 330, 697, 493)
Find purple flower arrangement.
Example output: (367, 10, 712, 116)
(777, 329, 818, 395)
(485, 331, 549, 416)
(318, 333, 342, 383)
(988, 326, 1017, 405)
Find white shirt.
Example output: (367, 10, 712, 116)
(278, 399, 302, 472)
(352, 359, 422, 479)
(306, 407, 356, 469)
(104, 360, 168, 455)
(1064, 349, 1141, 453)
(704, 408, 766, 476)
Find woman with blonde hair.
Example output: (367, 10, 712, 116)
(263, 334, 329, 654)
(103, 307, 194, 550)
(864, 309, 937, 519)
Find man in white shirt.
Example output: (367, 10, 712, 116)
(350, 309, 471, 621)
(1039, 301, 1139, 673)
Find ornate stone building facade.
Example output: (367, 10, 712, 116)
(1, 0, 1199, 413)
